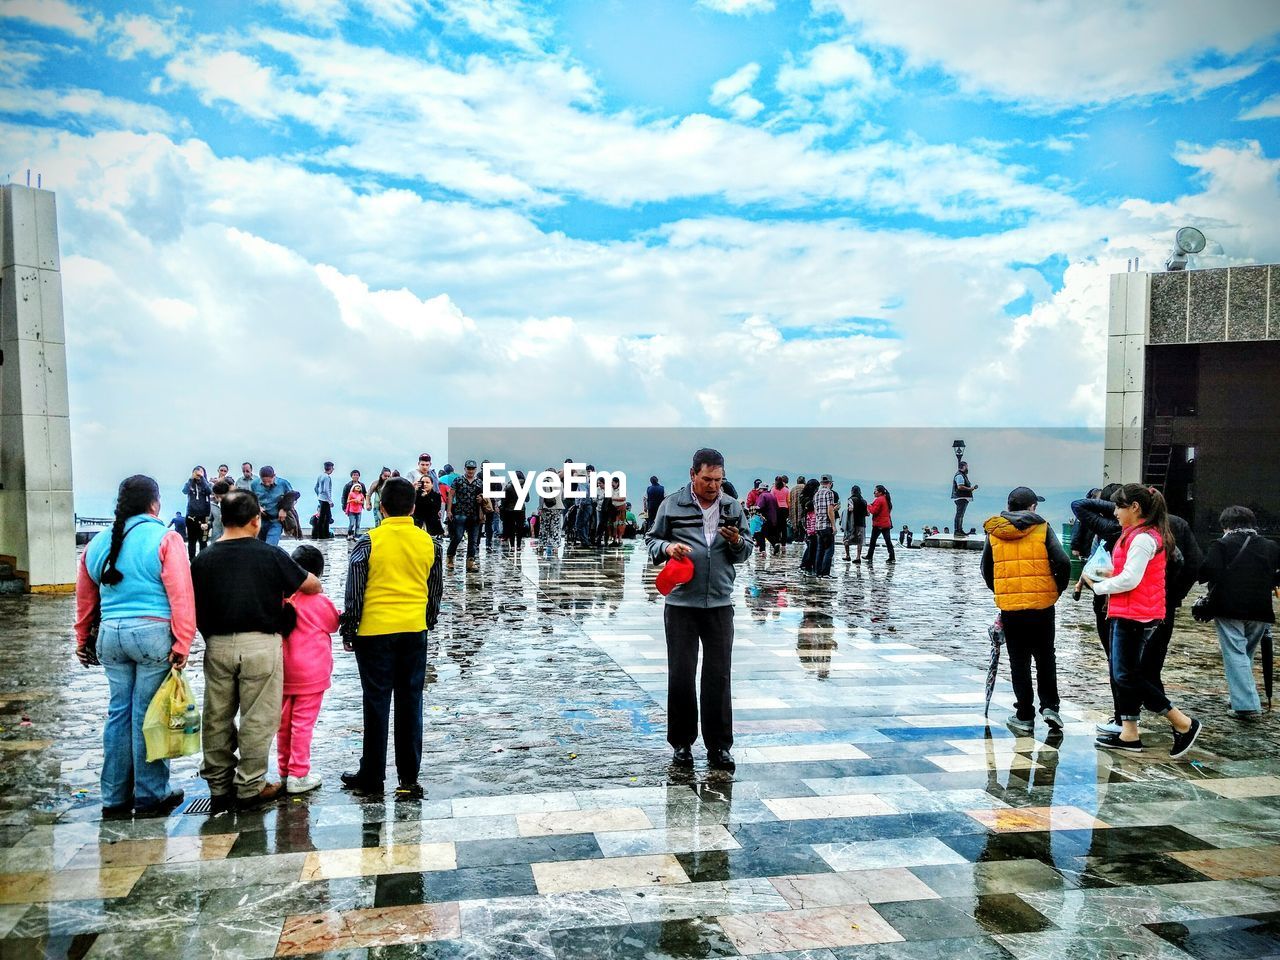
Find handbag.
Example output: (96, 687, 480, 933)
(1192, 534, 1253, 623)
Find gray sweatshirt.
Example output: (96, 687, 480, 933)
(646, 485, 752, 608)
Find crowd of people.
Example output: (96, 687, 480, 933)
(72, 448, 1277, 815)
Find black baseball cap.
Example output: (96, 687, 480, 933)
(1007, 486, 1045, 510)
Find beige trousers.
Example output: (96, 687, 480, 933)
(200, 631, 283, 799)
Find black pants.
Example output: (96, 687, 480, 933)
(800, 534, 816, 572)
(1093, 593, 1122, 722)
(1110, 618, 1172, 720)
(354, 631, 428, 786)
(664, 605, 734, 751)
(865, 527, 895, 560)
(954, 499, 969, 535)
(1002, 607, 1059, 721)
(316, 501, 333, 539)
(185, 515, 209, 560)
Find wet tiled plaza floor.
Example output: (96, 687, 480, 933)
(1, 538, 1278, 958)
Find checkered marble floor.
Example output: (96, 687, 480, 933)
(1, 540, 1278, 958)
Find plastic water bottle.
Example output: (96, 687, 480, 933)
(183, 703, 199, 735)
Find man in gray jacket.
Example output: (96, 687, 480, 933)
(646, 448, 752, 771)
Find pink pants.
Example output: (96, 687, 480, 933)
(278, 691, 325, 778)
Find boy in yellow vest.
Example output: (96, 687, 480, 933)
(340, 477, 441, 799)
(981, 486, 1071, 736)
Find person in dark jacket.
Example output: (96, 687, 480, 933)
(644, 476, 665, 534)
(1071, 484, 1125, 732)
(1199, 505, 1280, 717)
(182, 465, 213, 560)
(645, 449, 751, 772)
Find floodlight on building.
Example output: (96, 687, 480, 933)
(1165, 226, 1206, 272)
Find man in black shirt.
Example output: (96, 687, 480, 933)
(191, 490, 321, 813)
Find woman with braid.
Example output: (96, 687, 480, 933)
(74, 475, 197, 819)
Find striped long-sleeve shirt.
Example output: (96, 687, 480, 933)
(341, 532, 444, 642)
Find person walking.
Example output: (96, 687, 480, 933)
(756, 482, 780, 556)
(863, 484, 896, 562)
(1083, 484, 1203, 758)
(772, 477, 790, 555)
(644, 476, 665, 535)
(788, 475, 807, 555)
(646, 448, 752, 771)
(447, 459, 484, 572)
(1199, 506, 1280, 718)
(502, 472, 527, 552)
(181, 466, 213, 560)
(191, 490, 322, 813)
(814, 474, 838, 577)
(75, 475, 195, 819)
(314, 461, 335, 540)
(1071, 483, 1126, 734)
(797, 478, 819, 575)
(981, 487, 1071, 735)
(251, 466, 295, 547)
(538, 468, 565, 558)
(340, 478, 441, 799)
(235, 462, 255, 492)
(952, 461, 978, 539)
(842, 485, 867, 563)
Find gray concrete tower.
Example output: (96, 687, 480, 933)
(0, 184, 75, 590)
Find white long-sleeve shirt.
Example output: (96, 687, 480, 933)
(1091, 531, 1157, 596)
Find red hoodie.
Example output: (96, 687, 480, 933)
(869, 495, 892, 529)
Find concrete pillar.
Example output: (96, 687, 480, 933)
(0, 184, 76, 591)
(1103, 271, 1148, 487)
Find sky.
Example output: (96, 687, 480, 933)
(2, 0, 1279, 516)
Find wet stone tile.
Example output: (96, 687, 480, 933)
(908, 859, 1074, 898)
(1145, 910, 1280, 959)
(873, 894, 1056, 940)
(374, 863, 538, 907)
(675, 845, 835, 884)
(827, 936, 1018, 959)
(81, 916, 284, 960)
(547, 916, 739, 960)
(454, 833, 602, 868)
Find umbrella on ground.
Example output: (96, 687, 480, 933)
(1264, 631, 1273, 709)
(984, 613, 1004, 718)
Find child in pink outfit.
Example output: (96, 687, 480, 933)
(345, 482, 366, 540)
(278, 544, 340, 794)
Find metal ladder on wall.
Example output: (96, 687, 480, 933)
(1144, 415, 1175, 492)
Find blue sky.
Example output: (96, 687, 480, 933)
(1, 0, 1278, 511)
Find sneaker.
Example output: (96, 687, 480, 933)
(286, 774, 322, 795)
(1095, 733, 1143, 752)
(1041, 708, 1065, 731)
(1006, 715, 1034, 736)
(395, 783, 426, 800)
(1169, 718, 1202, 759)
(1095, 719, 1123, 736)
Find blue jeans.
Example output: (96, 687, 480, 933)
(1215, 618, 1269, 712)
(262, 519, 283, 546)
(354, 631, 428, 785)
(98, 618, 175, 808)
(447, 516, 480, 560)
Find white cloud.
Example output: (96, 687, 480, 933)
(426, 0, 549, 52)
(776, 39, 876, 93)
(697, 0, 774, 14)
(710, 63, 764, 120)
(0, 87, 176, 131)
(107, 14, 179, 59)
(1240, 94, 1280, 121)
(0, 0, 96, 38)
(159, 33, 1072, 220)
(266, 0, 417, 28)
(818, 0, 1280, 107)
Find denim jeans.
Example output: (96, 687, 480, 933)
(347, 512, 361, 536)
(354, 631, 428, 785)
(953, 499, 969, 535)
(261, 519, 283, 546)
(447, 516, 480, 560)
(815, 529, 835, 576)
(1109, 617, 1172, 721)
(1215, 618, 1269, 712)
(98, 617, 175, 808)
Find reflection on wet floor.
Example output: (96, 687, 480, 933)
(0, 539, 1278, 958)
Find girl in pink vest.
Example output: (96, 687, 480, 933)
(1084, 485, 1202, 758)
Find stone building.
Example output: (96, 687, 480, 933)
(1104, 263, 1280, 540)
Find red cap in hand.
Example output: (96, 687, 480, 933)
(655, 554, 694, 596)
